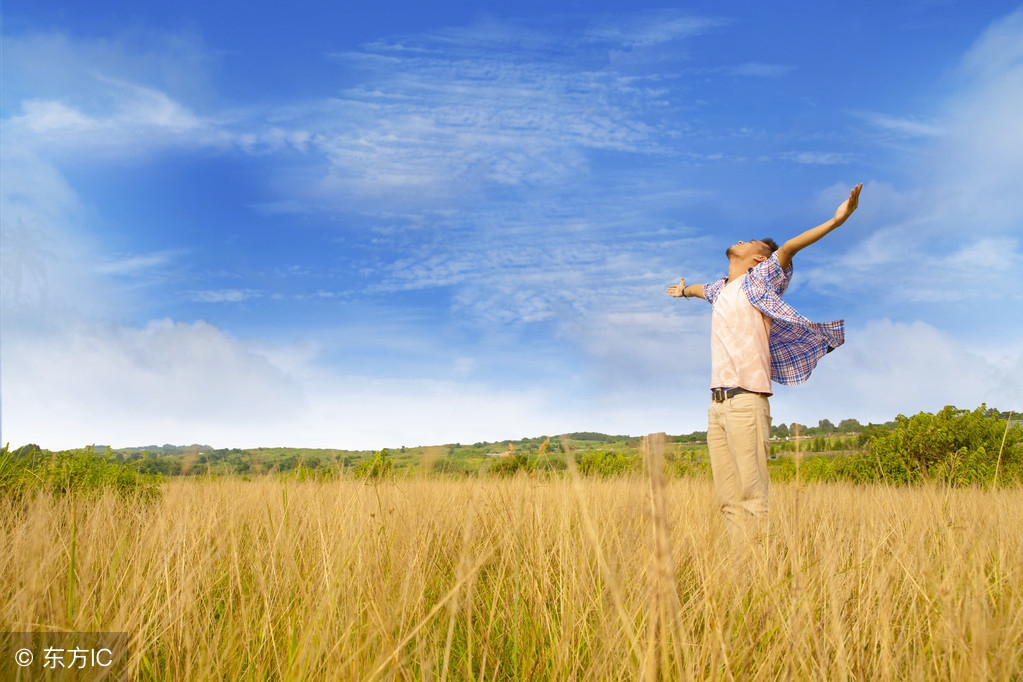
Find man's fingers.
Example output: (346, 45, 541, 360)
(847, 184, 862, 211)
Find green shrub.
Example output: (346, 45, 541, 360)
(0, 445, 163, 500)
(576, 451, 637, 477)
(489, 453, 532, 476)
(667, 449, 711, 478)
(279, 463, 339, 482)
(851, 405, 1022, 486)
(353, 449, 394, 479)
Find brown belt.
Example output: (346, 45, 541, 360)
(711, 387, 767, 403)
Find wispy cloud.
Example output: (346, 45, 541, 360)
(0, 149, 122, 319)
(855, 111, 945, 137)
(7, 88, 222, 159)
(585, 11, 727, 46)
(796, 10, 1023, 320)
(3, 32, 222, 158)
(942, 237, 1016, 271)
(188, 289, 261, 303)
(250, 16, 733, 342)
(302, 15, 729, 207)
(95, 250, 184, 275)
(779, 151, 856, 165)
(725, 62, 793, 77)
(3, 36, 310, 161)
(958, 7, 1023, 82)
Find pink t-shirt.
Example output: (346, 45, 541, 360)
(709, 276, 773, 394)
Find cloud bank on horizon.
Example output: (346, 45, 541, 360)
(3, 2, 1022, 449)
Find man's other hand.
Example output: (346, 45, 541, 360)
(833, 183, 863, 225)
(666, 278, 687, 297)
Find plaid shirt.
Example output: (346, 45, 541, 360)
(703, 253, 844, 386)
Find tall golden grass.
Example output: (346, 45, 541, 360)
(3, 461, 1022, 680)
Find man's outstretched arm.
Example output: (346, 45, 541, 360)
(776, 184, 862, 270)
(666, 278, 706, 300)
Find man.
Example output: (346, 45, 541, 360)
(666, 184, 862, 532)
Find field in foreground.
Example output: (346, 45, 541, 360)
(3, 473, 1022, 680)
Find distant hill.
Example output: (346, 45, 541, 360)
(114, 444, 214, 455)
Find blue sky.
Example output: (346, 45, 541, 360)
(3, 0, 1022, 449)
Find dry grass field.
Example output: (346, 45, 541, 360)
(3, 455, 1022, 680)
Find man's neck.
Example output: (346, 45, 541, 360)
(726, 259, 753, 283)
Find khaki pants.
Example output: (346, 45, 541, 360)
(707, 392, 771, 533)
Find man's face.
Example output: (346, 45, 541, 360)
(725, 239, 770, 261)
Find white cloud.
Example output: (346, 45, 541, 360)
(298, 378, 578, 450)
(856, 111, 945, 137)
(188, 289, 261, 303)
(1, 31, 228, 159)
(771, 319, 1021, 425)
(941, 237, 1017, 272)
(780, 151, 856, 165)
(797, 7, 1023, 311)
(100, 77, 205, 130)
(586, 11, 726, 47)
(2, 320, 302, 448)
(15, 100, 100, 133)
(2, 31, 218, 108)
(0, 150, 121, 320)
(95, 250, 184, 275)
(7, 92, 212, 160)
(298, 16, 719, 208)
(958, 8, 1023, 82)
(926, 9, 1023, 233)
(2, 34, 318, 162)
(0, 317, 592, 449)
(13, 76, 204, 137)
(572, 309, 711, 390)
(376, 219, 704, 333)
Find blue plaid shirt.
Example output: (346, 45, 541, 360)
(703, 253, 844, 386)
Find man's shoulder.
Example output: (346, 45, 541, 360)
(703, 276, 728, 303)
(748, 252, 792, 285)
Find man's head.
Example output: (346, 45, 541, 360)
(726, 238, 778, 265)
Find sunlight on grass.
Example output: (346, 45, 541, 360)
(3, 469, 1022, 679)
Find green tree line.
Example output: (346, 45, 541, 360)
(3, 404, 1020, 492)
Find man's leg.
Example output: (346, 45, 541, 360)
(727, 392, 771, 520)
(707, 400, 743, 529)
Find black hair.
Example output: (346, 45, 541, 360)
(760, 238, 779, 254)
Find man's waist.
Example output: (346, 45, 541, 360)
(710, 387, 770, 403)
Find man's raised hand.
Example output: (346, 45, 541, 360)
(833, 183, 863, 225)
(666, 277, 686, 298)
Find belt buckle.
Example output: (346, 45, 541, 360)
(712, 388, 727, 403)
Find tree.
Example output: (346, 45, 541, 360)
(773, 423, 790, 438)
(838, 418, 863, 433)
(818, 419, 835, 434)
